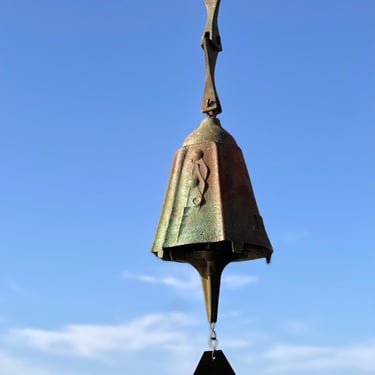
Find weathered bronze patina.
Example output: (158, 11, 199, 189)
(151, 117, 272, 323)
(151, 0, 272, 341)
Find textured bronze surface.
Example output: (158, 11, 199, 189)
(151, 0, 273, 329)
(151, 117, 273, 322)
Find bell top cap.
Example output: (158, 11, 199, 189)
(183, 117, 237, 146)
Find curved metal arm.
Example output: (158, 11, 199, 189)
(201, 0, 222, 117)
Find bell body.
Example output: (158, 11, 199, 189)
(151, 117, 272, 322)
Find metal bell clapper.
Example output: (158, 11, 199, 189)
(151, 0, 273, 372)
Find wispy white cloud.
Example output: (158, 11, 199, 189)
(222, 274, 259, 288)
(122, 269, 258, 291)
(0, 350, 80, 375)
(122, 271, 200, 291)
(262, 341, 375, 373)
(281, 319, 311, 335)
(6, 279, 35, 300)
(283, 230, 310, 244)
(4, 314, 375, 375)
(6, 313, 196, 359)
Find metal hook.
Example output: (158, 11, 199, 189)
(209, 322, 218, 359)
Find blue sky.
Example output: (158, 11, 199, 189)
(0, 0, 374, 374)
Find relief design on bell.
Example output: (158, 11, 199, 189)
(188, 149, 209, 207)
(177, 148, 209, 241)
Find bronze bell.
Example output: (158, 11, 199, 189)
(151, 116, 273, 323)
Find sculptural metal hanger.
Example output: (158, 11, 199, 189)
(201, 0, 222, 117)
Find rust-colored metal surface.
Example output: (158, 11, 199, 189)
(151, 117, 273, 323)
(201, 0, 222, 117)
(151, 2, 273, 371)
(151, 0, 273, 333)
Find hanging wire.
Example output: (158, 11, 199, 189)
(209, 322, 218, 360)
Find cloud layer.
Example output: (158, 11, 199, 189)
(122, 269, 259, 292)
(261, 341, 375, 374)
(0, 350, 80, 375)
(4, 312, 375, 374)
(7, 312, 195, 359)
